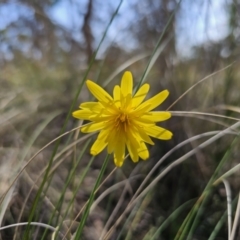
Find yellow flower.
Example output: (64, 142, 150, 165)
(72, 71, 172, 167)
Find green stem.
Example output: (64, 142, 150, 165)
(73, 155, 110, 239)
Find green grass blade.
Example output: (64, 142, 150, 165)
(73, 154, 110, 239)
(176, 137, 239, 240)
(40, 138, 91, 240)
(23, 1, 123, 238)
(150, 198, 196, 240)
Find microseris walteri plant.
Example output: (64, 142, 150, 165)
(73, 71, 172, 167)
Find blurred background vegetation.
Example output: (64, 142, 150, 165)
(1, 0, 240, 239)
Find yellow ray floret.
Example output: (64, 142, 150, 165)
(72, 71, 173, 167)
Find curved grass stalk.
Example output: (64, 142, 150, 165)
(9, 127, 94, 239)
(14, 131, 93, 238)
(0, 124, 90, 205)
(149, 198, 196, 240)
(171, 111, 240, 122)
(167, 63, 235, 111)
(90, 175, 142, 213)
(115, 199, 143, 240)
(73, 155, 110, 239)
(178, 137, 240, 240)
(125, 192, 153, 240)
(134, 131, 235, 202)
(40, 138, 92, 240)
(17, 110, 61, 168)
(213, 164, 240, 186)
(0, 222, 65, 239)
(104, 131, 216, 239)
(0, 185, 15, 226)
(222, 179, 232, 239)
(208, 196, 238, 240)
(22, 1, 124, 237)
(62, 166, 117, 239)
(216, 104, 240, 113)
(103, 122, 240, 240)
(230, 192, 240, 240)
(54, 154, 95, 240)
(99, 165, 141, 239)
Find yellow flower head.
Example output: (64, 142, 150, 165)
(73, 71, 172, 167)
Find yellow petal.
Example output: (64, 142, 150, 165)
(135, 126, 154, 145)
(114, 155, 125, 167)
(89, 114, 111, 122)
(81, 121, 105, 133)
(125, 128, 141, 162)
(100, 101, 119, 114)
(133, 116, 154, 124)
(86, 80, 113, 103)
(131, 119, 154, 128)
(126, 140, 139, 162)
(121, 71, 133, 97)
(113, 85, 121, 108)
(145, 126, 173, 140)
(114, 157, 124, 167)
(140, 111, 171, 122)
(131, 103, 152, 117)
(113, 134, 125, 167)
(138, 142, 149, 160)
(107, 130, 118, 154)
(137, 90, 169, 112)
(90, 130, 108, 155)
(125, 128, 140, 148)
(72, 109, 92, 120)
(80, 102, 103, 112)
(132, 83, 150, 108)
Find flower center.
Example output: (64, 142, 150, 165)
(114, 111, 130, 131)
(120, 113, 127, 122)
